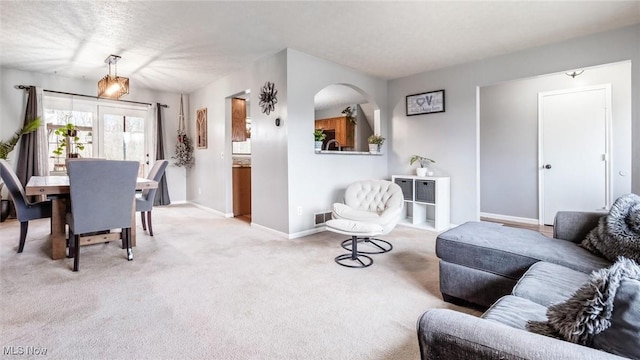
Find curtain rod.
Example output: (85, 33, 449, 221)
(16, 85, 169, 108)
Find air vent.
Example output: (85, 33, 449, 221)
(314, 211, 333, 226)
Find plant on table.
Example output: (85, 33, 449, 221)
(410, 155, 435, 168)
(410, 155, 435, 176)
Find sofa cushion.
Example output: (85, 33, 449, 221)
(527, 257, 640, 359)
(437, 221, 611, 280)
(482, 295, 547, 331)
(513, 262, 590, 306)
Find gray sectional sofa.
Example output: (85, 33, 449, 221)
(417, 211, 628, 359)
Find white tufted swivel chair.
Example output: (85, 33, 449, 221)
(327, 179, 404, 268)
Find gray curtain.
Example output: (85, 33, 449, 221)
(154, 103, 170, 205)
(17, 86, 40, 187)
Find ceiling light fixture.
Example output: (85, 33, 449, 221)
(565, 70, 584, 78)
(97, 54, 129, 99)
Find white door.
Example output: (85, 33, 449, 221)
(539, 85, 611, 225)
(98, 106, 149, 177)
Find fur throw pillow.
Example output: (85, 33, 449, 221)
(581, 193, 640, 262)
(527, 257, 640, 358)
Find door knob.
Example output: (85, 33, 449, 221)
(544, 164, 552, 169)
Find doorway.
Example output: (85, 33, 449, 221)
(229, 93, 251, 222)
(538, 85, 612, 225)
(479, 60, 631, 226)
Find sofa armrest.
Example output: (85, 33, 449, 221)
(553, 211, 605, 243)
(417, 309, 624, 360)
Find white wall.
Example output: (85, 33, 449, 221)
(480, 61, 632, 220)
(187, 50, 289, 233)
(286, 49, 388, 236)
(187, 49, 389, 237)
(0, 67, 187, 202)
(388, 24, 640, 225)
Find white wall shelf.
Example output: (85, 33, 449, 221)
(392, 175, 450, 232)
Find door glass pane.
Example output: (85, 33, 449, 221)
(44, 109, 93, 172)
(103, 114, 145, 176)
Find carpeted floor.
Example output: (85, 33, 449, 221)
(0, 204, 479, 359)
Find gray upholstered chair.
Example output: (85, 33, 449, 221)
(326, 179, 404, 267)
(136, 160, 168, 236)
(0, 159, 52, 253)
(66, 159, 139, 271)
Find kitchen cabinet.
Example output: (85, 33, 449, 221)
(232, 98, 247, 142)
(314, 116, 354, 149)
(233, 166, 251, 216)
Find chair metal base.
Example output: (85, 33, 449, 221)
(340, 237, 392, 254)
(335, 235, 373, 268)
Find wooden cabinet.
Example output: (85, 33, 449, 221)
(233, 167, 251, 216)
(232, 98, 247, 142)
(314, 116, 354, 148)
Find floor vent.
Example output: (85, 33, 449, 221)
(314, 211, 333, 226)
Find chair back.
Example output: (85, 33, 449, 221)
(344, 179, 404, 213)
(141, 160, 169, 200)
(0, 159, 30, 219)
(67, 159, 138, 234)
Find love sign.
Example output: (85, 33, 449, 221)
(406, 89, 445, 116)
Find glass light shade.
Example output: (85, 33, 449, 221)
(98, 74, 129, 99)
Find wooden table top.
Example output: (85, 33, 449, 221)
(25, 176, 157, 196)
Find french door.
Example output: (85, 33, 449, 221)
(98, 106, 149, 177)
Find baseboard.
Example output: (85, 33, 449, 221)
(480, 212, 539, 225)
(185, 203, 329, 239)
(287, 226, 326, 239)
(188, 202, 234, 218)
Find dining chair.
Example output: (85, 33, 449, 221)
(136, 160, 168, 236)
(66, 159, 138, 271)
(0, 159, 52, 253)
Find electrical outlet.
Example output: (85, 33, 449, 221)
(198, 187, 201, 195)
(297, 206, 302, 216)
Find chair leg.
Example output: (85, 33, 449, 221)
(73, 235, 80, 272)
(140, 212, 147, 231)
(67, 229, 75, 258)
(18, 221, 28, 253)
(147, 211, 153, 236)
(125, 228, 133, 261)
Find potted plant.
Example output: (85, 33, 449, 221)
(341, 106, 356, 124)
(0, 117, 41, 222)
(410, 155, 436, 177)
(314, 129, 326, 151)
(367, 134, 385, 153)
(52, 123, 85, 164)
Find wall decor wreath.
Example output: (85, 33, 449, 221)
(259, 81, 278, 115)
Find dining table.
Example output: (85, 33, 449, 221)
(25, 175, 158, 260)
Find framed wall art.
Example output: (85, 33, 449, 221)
(196, 108, 208, 149)
(406, 89, 445, 116)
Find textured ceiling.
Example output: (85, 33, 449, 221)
(1, 1, 639, 95)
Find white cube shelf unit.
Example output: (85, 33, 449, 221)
(392, 175, 450, 232)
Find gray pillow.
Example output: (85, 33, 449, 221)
(592, 278, 640, 358)
(581, 193, 640, 262)
(527, 257, 640, 359)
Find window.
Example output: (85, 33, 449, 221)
(43, 94, 150, 176)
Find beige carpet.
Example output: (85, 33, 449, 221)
(0, 204, 479, 359)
